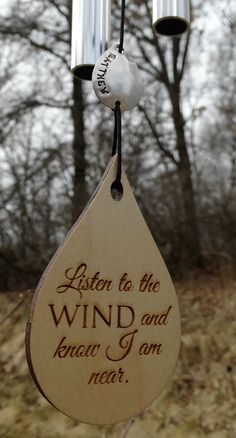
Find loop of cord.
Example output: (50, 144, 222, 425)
(112, 0, 126, 184)
(112, 102, 122, 183)
(112, 104, 118, 157)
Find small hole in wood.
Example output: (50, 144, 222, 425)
(111, 181, 123, 201)
(226, 365, 233, 373)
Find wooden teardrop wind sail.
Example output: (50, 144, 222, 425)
(25, 155, 181, 425)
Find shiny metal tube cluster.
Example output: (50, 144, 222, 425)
(71, 0, 190, 82)
(71, 0, 111, 81)
(152, 0, 190, 36)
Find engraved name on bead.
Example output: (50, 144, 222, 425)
(26, 155, 181, 425)
(92, 46, 143, 111)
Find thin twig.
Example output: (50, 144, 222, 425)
(0, 290, 31, 326)
(121, 418, 136, 438)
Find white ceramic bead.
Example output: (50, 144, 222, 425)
(92, 46, 143, 111)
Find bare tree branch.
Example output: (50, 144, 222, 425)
(138, 104, 178, 165)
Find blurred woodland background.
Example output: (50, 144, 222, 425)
(0, 0, 235, 291)
(0, 1, 236, 437)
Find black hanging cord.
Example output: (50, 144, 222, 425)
(112, 102, 122, 182)
(111, 0, 126, 187)
(112, 104, 118, 156)
(116, 102, 122, 182)
(119, 0, 126, 53)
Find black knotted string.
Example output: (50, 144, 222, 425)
(112, 0, 126, 190)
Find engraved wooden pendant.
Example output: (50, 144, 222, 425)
(26, 155, 181, 425)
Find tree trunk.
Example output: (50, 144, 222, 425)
(170, 84, 202, 267)
(68, 0, 89, 222)
(71, 78, 89, 222)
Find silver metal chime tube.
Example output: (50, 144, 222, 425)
(153, 0, 190, 37)
(71, 0, 111, 81)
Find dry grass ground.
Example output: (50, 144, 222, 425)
(0, 269, 236, 438)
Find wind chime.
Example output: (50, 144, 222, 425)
(26, 0, 190, 426)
